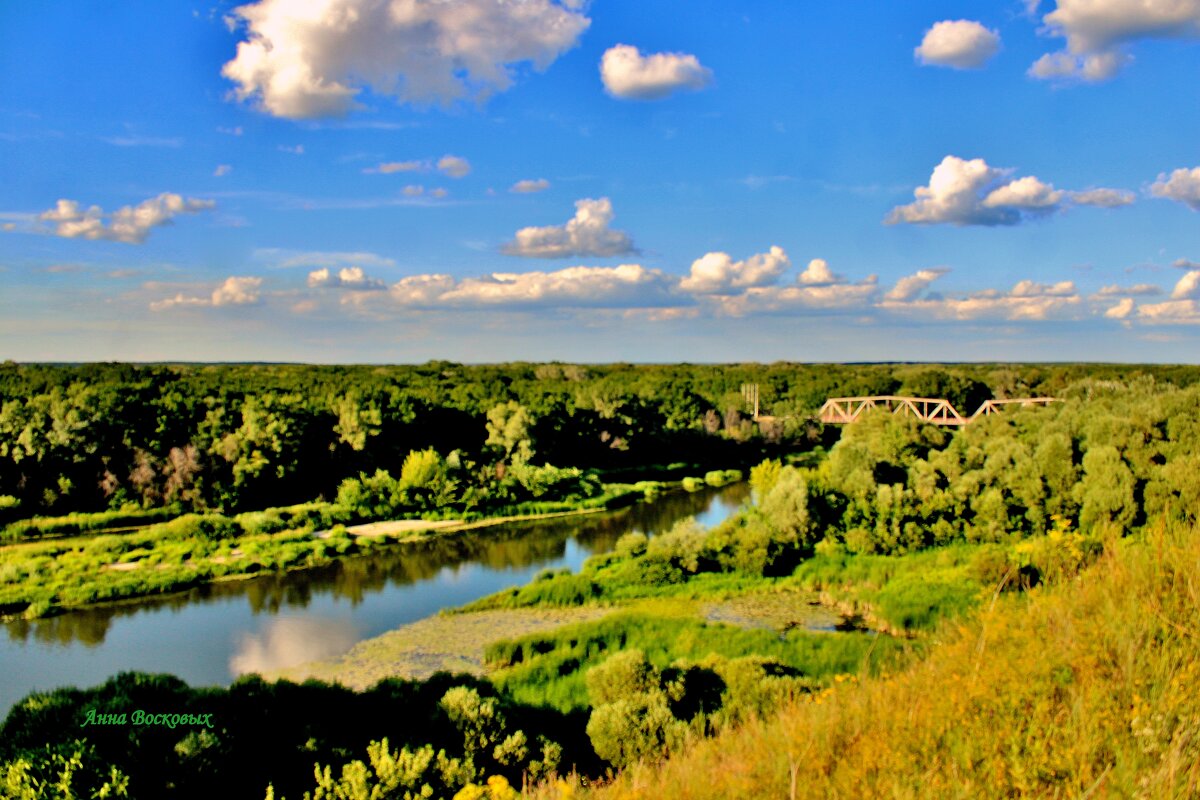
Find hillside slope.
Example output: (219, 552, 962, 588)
(561, 524, 1200, 799)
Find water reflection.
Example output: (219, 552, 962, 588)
(230, 617, 360, 676)
(1, 484, 748, 714)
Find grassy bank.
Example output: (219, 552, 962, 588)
(548, 522, 1200, 799)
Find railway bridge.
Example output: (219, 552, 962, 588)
(816, 396, 1058, 426)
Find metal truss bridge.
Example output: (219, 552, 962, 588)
(817, 396, 1058, 427)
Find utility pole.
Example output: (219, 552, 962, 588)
(741, 383, 760, 420)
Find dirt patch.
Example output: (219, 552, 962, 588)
(702, 590, 844, 633)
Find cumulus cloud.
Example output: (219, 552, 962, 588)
(914, 20, 1001, 69)
(982, 176, 1064, 210)
(1137, 299, 1200, 324)
(390, 264, 675, 309)
(798, 258, 845, 285)
(403, 185, 424, 197)
(222, 0, 590, 118)
(214, 164, 233, 177)
(502, 197, 635, 258)
(886, 156, 1037, 226)
(1031, 0, 1200, 81)
(1174, 258, 1200, 269)
(151, 276, 263, 310)
(37, 193, 214, 244)
(1171, 270, 1200, 299)
(1150, 167, 1200, 210)
(886, 156, 1130, 226)
(213, 276, 264, 305)
(600, 44, 713, 100)
(511, 178, 550, 194)
(437, 155, 471, 178)
(308, 266, 386, 290)
(881, 278, 1081, 320)
(1070, 187, 1135, 207)
(430, 187, 448, 198)
(1104, 297, 1136, 318)
(679, 247, 790, 294)
(885, 268, 949, 302)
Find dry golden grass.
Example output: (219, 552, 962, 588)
(538, 523, 1200, 799)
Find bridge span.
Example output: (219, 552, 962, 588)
(817, 396, 1058, 426)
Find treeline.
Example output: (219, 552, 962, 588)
(4, 360, 1199, 521)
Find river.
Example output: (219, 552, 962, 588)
(0, 484, 750, 716)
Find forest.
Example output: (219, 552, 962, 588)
(2, 362, 1199, 798)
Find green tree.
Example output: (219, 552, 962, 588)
(485, 402, 534, 466)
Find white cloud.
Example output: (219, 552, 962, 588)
(1171, 270, 1200, 299)
(218, 126, 244, 136)
(502, 197, 635, 258)
(1012, 279, 1077, 296)
(1095, 283, 1161, 296)
(1070, 187, 1135, 207)
(886, 156, 1028, 226)
(798, 258, 843, 285)
(1028, 50, 1129, 81)
(151, 276, 263, 310)
(223, 0, 590, 119)
(982, 176, 1064, 209)
(1137, 299, 1200, 324)
(430, 187, 448, 199)
(679, 247, 790, 295)
(1174, 258, 1200, 269)
(365, 160, 427, 174)
(256, 248, 396, 269)
(278, 144, 304, 155)
(886, 156, 1129, 226)
(885, 268, 949, 301)
(437, 155, 471, 178)
(914, 20, 1001, 69)
(37, 193, 214, 244)
(600, 44, 714, 100)
(213, 276, 264, 305)
(390, 264, 674, 309)
(511, 178, 550, 194)
(1104, 297, 1136, 318)
(881, 279, 1081, 320)
(214, 164, 233, 177)
(713, 276, 879, 317)
(1031, 0, 1200, 81)
(1150, 167, 1200, 210)
(307, 266, 385, 290)
(403, 185, 424, 197)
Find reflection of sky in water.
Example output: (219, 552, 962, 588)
(230, 617, 360, 676)
(0, 485, 746, 715)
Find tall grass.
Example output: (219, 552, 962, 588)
(485, 612, 911, 714)
(548, 522, 1200, 798)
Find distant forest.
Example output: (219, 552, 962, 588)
(2, 361, 1198, 519)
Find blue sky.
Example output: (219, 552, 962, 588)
(2, 0, 1199, 363)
